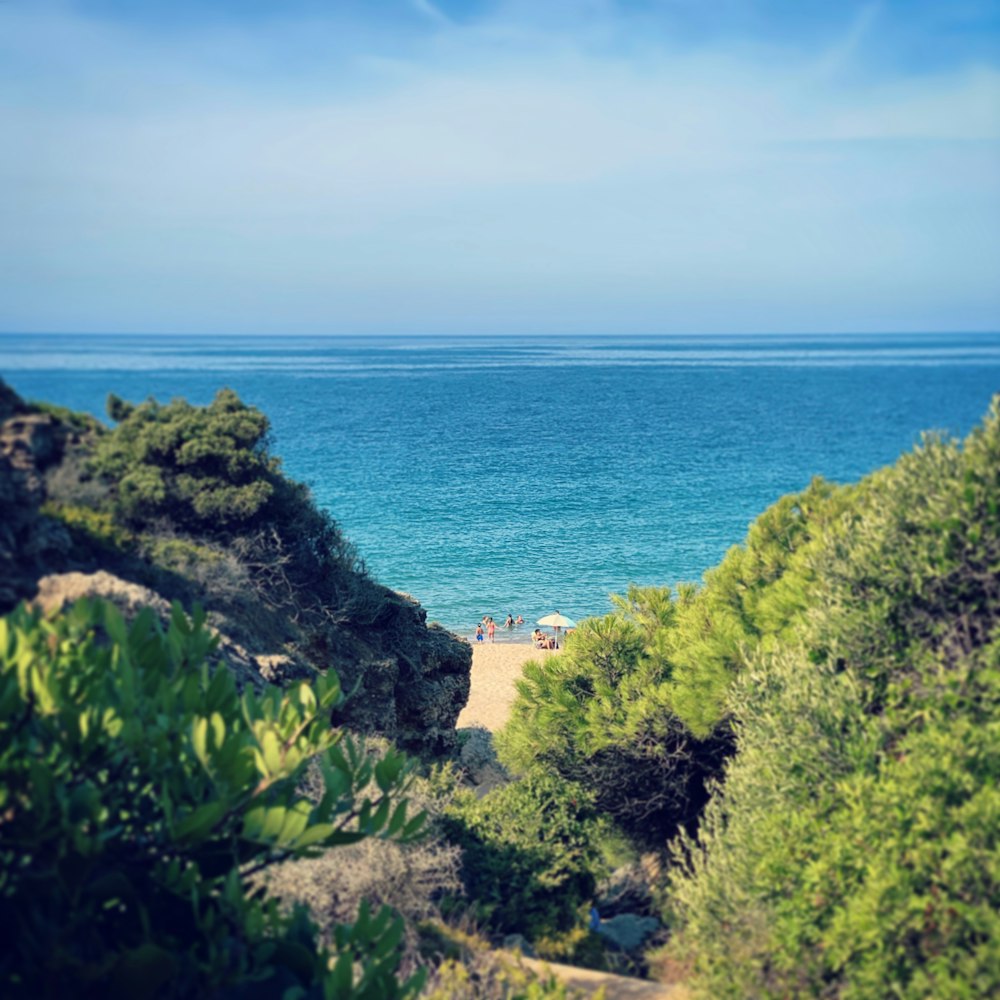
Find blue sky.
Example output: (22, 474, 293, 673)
(2, 0, 999, 335)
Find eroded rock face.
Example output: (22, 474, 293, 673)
(0, 401, 72, 609)
(30, 569, 471, 754)
(328, 589, 472, 754)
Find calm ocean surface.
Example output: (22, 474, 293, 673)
(2, 333, 999, 637)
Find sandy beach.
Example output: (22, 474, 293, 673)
(456, 642, 558, 732)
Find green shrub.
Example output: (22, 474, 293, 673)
(534, 927, 610, 972)
(92, 389, 277, 531)
(495, 594, 732, 849)
(42, 502, 136, 557)
(665, 396, 1000, 998)
(495, 480, 847, 851)
(89, 388, 372, 629)
(30, 399, 105, 438)
(0, 597, 427, 998)
(418, 921, 584, 999)
(442, 772, 606, 941)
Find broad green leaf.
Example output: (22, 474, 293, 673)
(174, 801, 224, 842)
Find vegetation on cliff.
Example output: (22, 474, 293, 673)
(0, 381, 471, 754)
(665, 396, 1000, 997)
(497, 396, 1000, 996)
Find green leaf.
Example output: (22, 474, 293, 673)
(373, 916, 404, 960)
(277, 801, 311, 845)
(400, 810, 427, 839)
(210, 711, 225, 750)
(192, 717, 210, 770)
(330, 952, 353, 995)
(174, 801, 224, 842)
(290, 822, 336, 851)
(261, 730, 282, 775)
(386, 801, 409, 838)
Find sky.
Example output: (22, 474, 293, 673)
(2, 0, 999, 336)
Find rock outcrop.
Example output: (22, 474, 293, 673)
(0, 393, 72, 608)
(330, 589, 470, 753)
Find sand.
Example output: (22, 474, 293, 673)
(456, 641, 559, 732)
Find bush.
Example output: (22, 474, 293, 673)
(442, 772, 607, 941)
(495, 597, 732, 850)
(0, 597, 427, 998)
(89, 388, 373, 630)
(93, 389, 277, 531)
(495, 481, 847, 851)
(261, 751, 465, 977)
(534, 927, 610, 972)
(418, 922, 581, 999)
(665, 396, 1000, 998)
(41, 502, 136, 558)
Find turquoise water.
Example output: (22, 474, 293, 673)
(2, 333, 999, 637)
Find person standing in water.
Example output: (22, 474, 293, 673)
(504, 613, 514, 629)
(487, 618, 497, 642)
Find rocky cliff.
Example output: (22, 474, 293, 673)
(0, 381, 471, 754)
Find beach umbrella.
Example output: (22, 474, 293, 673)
(537, 612, 576, 629)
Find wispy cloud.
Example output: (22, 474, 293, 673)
(410, 0, 452, 27)
(1, 0, 998, 334)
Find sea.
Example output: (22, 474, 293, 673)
(2, 333, 999, 639)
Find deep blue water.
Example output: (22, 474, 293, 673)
(2, 333, 999, 637)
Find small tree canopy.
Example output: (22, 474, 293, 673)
(94, 389, 278, 530)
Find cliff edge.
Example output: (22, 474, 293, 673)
(0, 380, 470, 754)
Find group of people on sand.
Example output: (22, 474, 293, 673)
(475, 613, 524, 643)
(473, 612, 570, 648)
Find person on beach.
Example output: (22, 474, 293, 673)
(532, 629, 555, 649)
(487, 618, 497, 642)
(475, 624, 484, 642)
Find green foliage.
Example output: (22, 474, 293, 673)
(425, 958, 579, 999)
(30, 399, 105, 437)
(88, 388, 372, 629)
(495, 480, 846, 849)
(418, 921, 584, 999)
(663, 477, 850, 735)
(92, 389, 278, 531)
(0, 597, 427, 998)
(666, 396, 1000, 998)
(442, 772, 606, 940)
(534, 927, 610, 972)
(41, 502, 136, 557)
(142, 533, 229, 573)
(495, 599, 732, 848)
